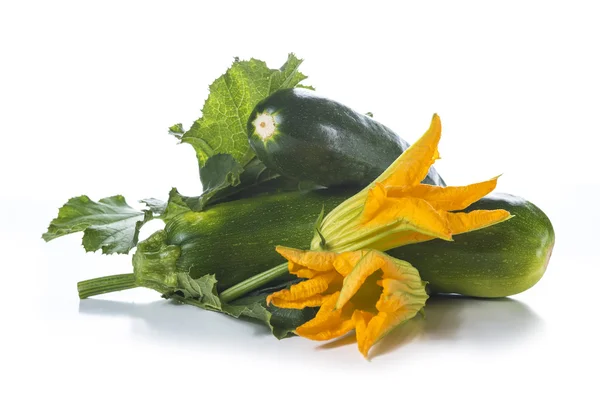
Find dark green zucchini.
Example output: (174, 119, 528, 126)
(161, 189, 553, 297)
(247, 88, 445, 188)
(165, 189, 355, 291)
(389, 193, 555, 297)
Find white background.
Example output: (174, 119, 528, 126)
(1, 1, 599, 399)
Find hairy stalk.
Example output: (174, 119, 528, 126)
(78, 273, 138, 299)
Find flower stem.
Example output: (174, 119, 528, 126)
(77, 273, 138, 299)
(220, 262, 288, 303)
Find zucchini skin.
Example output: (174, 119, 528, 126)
(248, 88, 445, 188)
(164, 189, 355, 291)
(165, 190, 553, 297)
(389, 193, 555, 297)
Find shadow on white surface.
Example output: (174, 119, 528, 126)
(371, 294, 544, 358)
(78, 297, 272, 346)
(78, 293, 543, 358)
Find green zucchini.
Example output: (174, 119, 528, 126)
(159, 189, 553, 297)
(247, 88, 445, 188)
(164, 189, 354, 291)
(389, 193, 555, 297)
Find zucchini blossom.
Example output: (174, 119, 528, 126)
(267, 246, 428, 357)
(311, 114, 512, 252)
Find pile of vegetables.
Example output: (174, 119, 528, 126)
(44, 54, 555, 357)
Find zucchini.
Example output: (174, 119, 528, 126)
(162, 189, 553, 297)
(247, 88, 445, 188)
(389, 193, 555, 297)
(165, 189, 354, 291)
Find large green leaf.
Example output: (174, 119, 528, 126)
(43, 195, 153, 254)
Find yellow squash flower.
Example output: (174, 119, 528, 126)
(310, 113, 512, 252)
(267, 246, 428, 357)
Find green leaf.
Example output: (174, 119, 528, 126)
(43, 195, 152, 254)
(168, 123, 185, 139)
(180, 53, 309, 167)
(189, 156, 301, 211)
(267, 54, 309, 95)
(270, 307, 318, 339)
(166, 273, 316, 339)
(158, 188, 194, 223)
(211, 157, 309, 203)
(201, 156, 277, 206)
(140, 198, 167, 215)
(197, 154, 245, 208)
(175, 273, 222, 310)
(231, 292, 318, 339)
(296, 84, 316, 91)
(160, 158, 301, 216)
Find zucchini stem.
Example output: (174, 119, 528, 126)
(78, 273, 138, 299)
(220, 262, 288, 303)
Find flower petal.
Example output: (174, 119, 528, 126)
(357, 309, 417, 357)
(387, 176, 500, 211)
(336, 251, 422, 308)
(352, 309, 375, 354)
(378, 114, 442, 188)
(367, 231, 437, 251)
(376, 254, 424, 281)
(276, 246, 337, 272)
(267, 294, 328, 309)
(336, 250, 386, 309)
(332, 249, 370, 276)
(295, 293, 357, 341)
(338, 253, 429, 357)
(288, 266, 321, 279)
(362, 192, 453, 241)
(444, 209, 513, 234)
(361, 182, 388, 222)
(266, 270, 340, 308)
(358, 275, 428, 356)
